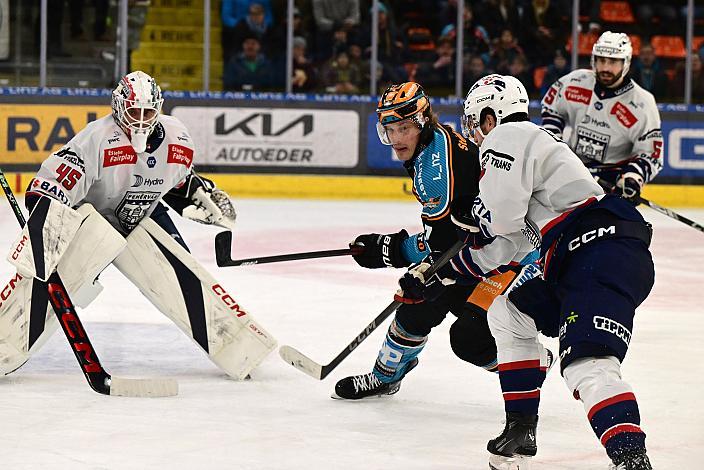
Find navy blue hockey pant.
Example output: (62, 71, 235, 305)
(508, 237, 654, 371)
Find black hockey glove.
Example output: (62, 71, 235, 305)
(350, 229, 410, 269)
(395, 251, 456, 304)
(450, 196, 495, 247)
(613, 170, 643, 205)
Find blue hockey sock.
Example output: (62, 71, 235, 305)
(373, 319, 426, 383)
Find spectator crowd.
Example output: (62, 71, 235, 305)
(220, 0, 704, 102)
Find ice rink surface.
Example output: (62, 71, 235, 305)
(0, 197, 702, 469)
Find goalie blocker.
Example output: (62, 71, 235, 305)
(1, 199, 275, 379)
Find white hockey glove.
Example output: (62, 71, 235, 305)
(614, 171, 644, 204)
(182, 186, 237, 230)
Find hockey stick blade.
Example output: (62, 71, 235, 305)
(109, 377, 179, 397)
(215, 230, 360, 266)
(279, 346, 324, 380)
(280, 240, 465, 380)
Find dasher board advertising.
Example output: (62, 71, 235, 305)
(172, 106, 360, 168)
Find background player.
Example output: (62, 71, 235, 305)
(541, 31, 663, 203)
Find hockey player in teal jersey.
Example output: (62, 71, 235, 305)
(333, 82, 539, 400)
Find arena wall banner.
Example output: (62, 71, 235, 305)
(0, 104, 110, 165)
(1, 89, 704, 204)
(171, 106, 360, 168)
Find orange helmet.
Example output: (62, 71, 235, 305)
(376, 82, 429, 125)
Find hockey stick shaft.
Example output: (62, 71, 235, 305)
(0, 169, 177, 397)
(280, 239, 466, 380)
(215, 230, 363, 266)
(596, 177, 704, 233)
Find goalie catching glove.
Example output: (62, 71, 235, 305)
(163, 171, 237, 230)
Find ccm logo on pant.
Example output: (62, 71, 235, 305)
(567, 225, 615, 251)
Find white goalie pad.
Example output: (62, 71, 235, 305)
(112, 218, 276, 379)
(0, 206, 126, 375)
(7, 197, 86, 282)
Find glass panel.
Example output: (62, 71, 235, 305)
(0, 0, 117, 87)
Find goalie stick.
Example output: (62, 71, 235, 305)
(596, 177, 704, 234)
(279, 239, 465, 380)
(0, 169, 177, 397)
(215, 230, 364, 266)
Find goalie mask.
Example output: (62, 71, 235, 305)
(591, 31, 632, 85)
(462, 74, 528, 140)
(375, 82, 430, 146)
(112, 71, 164, 153)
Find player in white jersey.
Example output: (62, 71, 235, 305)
(0, 71, 276, 381)
(27, 71, 235, 243)
(541, 31, 663, 203)
(411, 74, 654, 469)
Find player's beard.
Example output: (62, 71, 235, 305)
(597, 71, 621, 88)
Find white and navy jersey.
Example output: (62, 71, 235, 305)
(541, 69, 662, 184)
(28, 114, 195, 233)
(451, 121, 605, 278)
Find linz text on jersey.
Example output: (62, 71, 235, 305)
(431, 152, 443, 180)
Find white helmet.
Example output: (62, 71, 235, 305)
(461, 74, 528, 139)
(111, 71, 164, 153)
(591, 31, 632, 77)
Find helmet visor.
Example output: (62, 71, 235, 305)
(376, 116, 424, 146)
(461, 112, 481, 139)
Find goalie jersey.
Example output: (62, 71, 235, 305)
(540, 69, 663, 184)
(27, 114, 195, 234)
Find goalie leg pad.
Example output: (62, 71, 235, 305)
(112, 218, 276, 379)
(0, 206, 126, 375)
(7, 197, 87, 281)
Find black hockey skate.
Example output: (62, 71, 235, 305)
(332, 358, 418, 400)
(487, 412, 538, 470)
(609, 449, 653, 470)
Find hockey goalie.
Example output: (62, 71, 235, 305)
(0, 71, 276, 380)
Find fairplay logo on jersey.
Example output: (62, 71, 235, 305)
(103, 146, 137, 167)
(167, 144, 193, 167)
(610, 102, 638, 128)
(564, 86, 592, 105)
